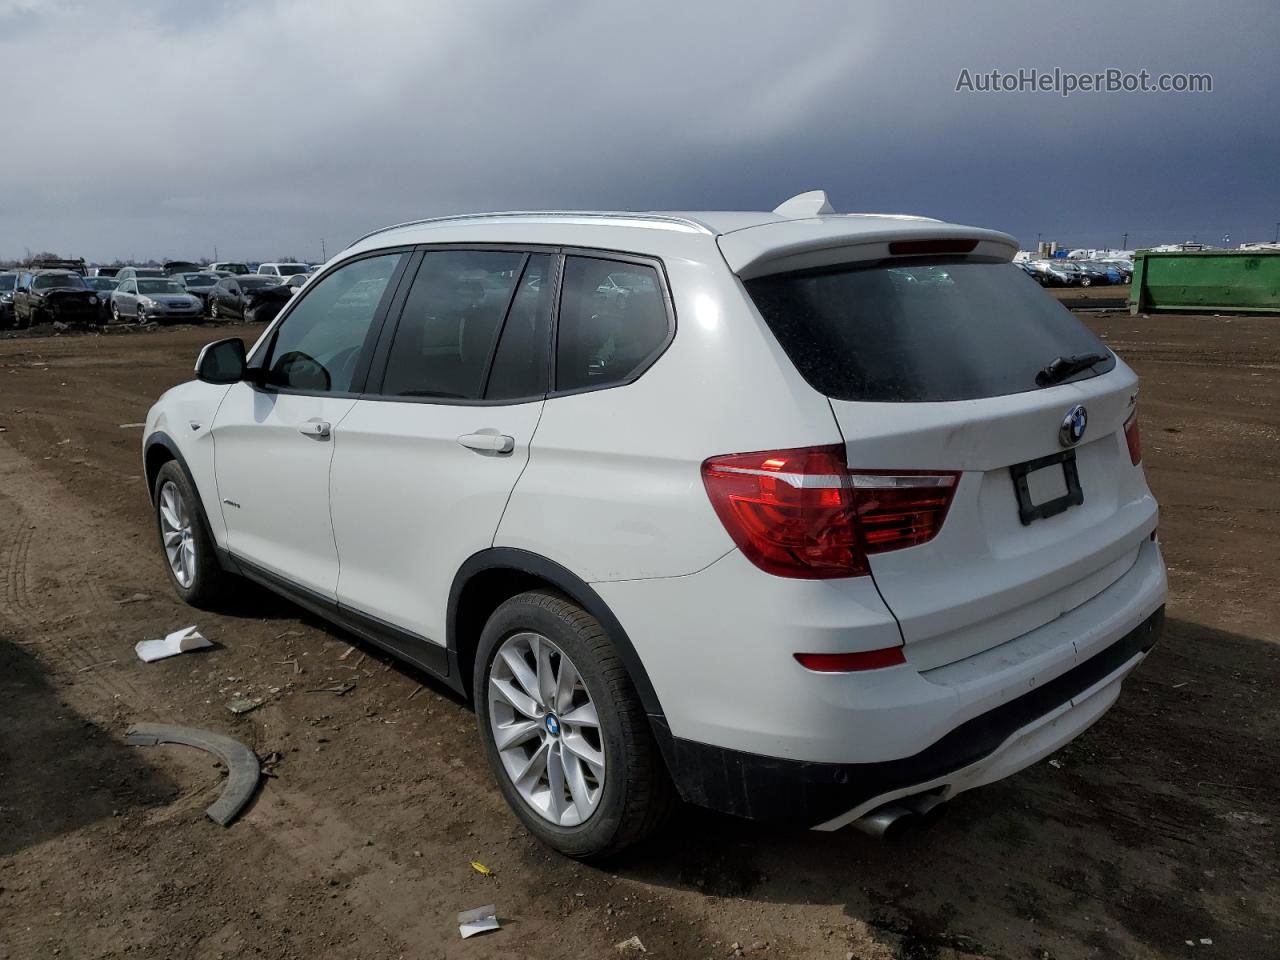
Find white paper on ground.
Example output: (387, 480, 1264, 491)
(457, 904, 499, 939)
(135, 626, 212, 663)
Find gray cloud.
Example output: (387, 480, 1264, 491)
(1, 0, 1276, 261)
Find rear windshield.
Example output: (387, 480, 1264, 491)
(745, 260, 1115, 402)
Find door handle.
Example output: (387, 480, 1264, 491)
(300, 420, 331, 439)
(458, 432, 514, 454)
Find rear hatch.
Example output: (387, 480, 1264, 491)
(744, 256, 1156, 670)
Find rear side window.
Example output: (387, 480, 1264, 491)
(380, 250, 524, 399)
(745, 260, 1115, 402)
(555, 257, 669, 392)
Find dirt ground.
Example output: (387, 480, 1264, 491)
(1, 313, 1276, 960)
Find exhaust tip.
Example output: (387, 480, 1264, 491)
(853, 792, 949, 840)
(852, 804, 918, 839)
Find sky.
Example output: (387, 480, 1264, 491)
(1, 0, 1277, 262)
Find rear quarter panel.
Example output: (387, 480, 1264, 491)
(496, 250, 841, 583)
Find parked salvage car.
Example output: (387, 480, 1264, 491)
(1022, 260, 1067, 286)
(84, 276, 120, 321)
(114, 266, 167, 284)
(208, 275, 291, 322)
(209, 261, 251, 276)
(178, 272, 222, 312)
(281, 273, 309, 295)
(110, 277, 203, 323)
(257, 261, 310, 280)
(13, 270, 101, 326)
(0, 272, 18, 326)
(142, 192, 1165, 859)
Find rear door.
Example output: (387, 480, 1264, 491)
(211, 251, 408, 596)
(330, 249, 557, 651)
(744, 259, 1158, 669)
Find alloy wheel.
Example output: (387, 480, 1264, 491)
(488, 631, 605, 827)
(158, 480, 196, 588)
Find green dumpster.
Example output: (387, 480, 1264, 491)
(1129, 250, 1280, 315)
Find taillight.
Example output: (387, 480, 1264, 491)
(700, 444, 958, 579)
(1124, 408, 1142, 465)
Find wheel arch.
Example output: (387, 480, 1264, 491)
(447, 548, 671, 738)
(143, 431, 190, 503)
(145, 431, 237, 574)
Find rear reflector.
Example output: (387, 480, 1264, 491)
(1124, 408, 1142, 465)
(701, 445, 958, 579)
(888, 238, 979, 256)
(794, 647, 907, 672)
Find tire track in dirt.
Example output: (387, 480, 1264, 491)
(0, 437, 152, 708)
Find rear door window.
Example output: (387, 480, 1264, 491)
(485, 254, 555, 401)
(744, 260, 1115, 402)
(379, 250, 525, 400)
(555, 257, 669, 392)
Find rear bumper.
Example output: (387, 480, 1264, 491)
(598, 535, 1167, 827)
(658, 605, 1162, 828)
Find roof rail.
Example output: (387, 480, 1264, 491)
(348, 210, 714, 248)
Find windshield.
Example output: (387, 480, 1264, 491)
(276, 265, 309, 276)
(239, 277, 276, 290)
(33, 274, 88, 291)
(87, 278, 117, 290)
(745, 259, 1115, 402)
(137, 279, 185, 294)
(0, 275, 16, 291)
(183, 274, 216, 285)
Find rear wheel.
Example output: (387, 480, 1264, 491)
(474, 590, 674, 860)
(153, 461, 230, 608)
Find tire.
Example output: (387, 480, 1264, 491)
(110, 301, 121, 323)
(1080, 277, 1092, 287)
(210, 300, 220, 320)
(137, 303, 148, 323)
(153, 461, 231, 608)
(473, 590, 674, 860)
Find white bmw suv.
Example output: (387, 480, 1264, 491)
(143, 192, 1166, 858)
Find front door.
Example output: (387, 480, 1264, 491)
(211, 251, 408, 597)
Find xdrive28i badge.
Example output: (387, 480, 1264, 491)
(1059, 404, 1088, 447)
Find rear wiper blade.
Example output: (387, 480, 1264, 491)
(1036, 352, 1110, 387)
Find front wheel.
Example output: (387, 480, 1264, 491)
(474, 590, 674, 860)
(209, 300, 219, 320)
(153, 461, 230, 608)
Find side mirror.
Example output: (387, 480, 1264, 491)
(195, 337, 246, 384)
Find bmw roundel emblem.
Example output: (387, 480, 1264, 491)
(544, 713, 561, 737)
(1059, 404, 1088, 447)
